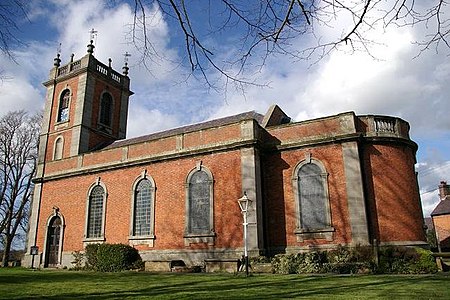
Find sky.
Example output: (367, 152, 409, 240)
(0, 0, 449, 216)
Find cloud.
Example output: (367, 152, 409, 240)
(1, 0, 449, 217)
(418, 161, 450, 216)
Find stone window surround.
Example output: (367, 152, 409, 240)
(56, 87, 71, 125)
(184, 162, 216, 246)
(53, 135, 64, 161)
(98, 90, 114, 132)
(83, 178, 107, 245)
(292, 156, 334, 242)
(129, 170, 156, 247)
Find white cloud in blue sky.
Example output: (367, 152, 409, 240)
(0, 0, 449, 216)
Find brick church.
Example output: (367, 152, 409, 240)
(24, 42, 427, 268)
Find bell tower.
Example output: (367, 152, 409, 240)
(38, 41, 133, 166)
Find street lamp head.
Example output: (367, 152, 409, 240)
(238, 192, 252, 213)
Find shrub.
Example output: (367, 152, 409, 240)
(296, 251, 326, 274)
(271, 251, 326, 274)
(268, 245, 436, 275)
(376, 246, 438, 274)
(71, 251, 84, 270)
(95, 243, 142, 272)
(408, 248, 438, 274)
(84, 243, 100, 270)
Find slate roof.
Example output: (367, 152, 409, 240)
(431, 197, 450, 216)
(104, 111, 264, 150)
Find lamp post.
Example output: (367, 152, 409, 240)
(237, 192, 252, 276)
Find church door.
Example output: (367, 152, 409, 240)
(45, 216, 62, 267)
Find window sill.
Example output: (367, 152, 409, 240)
(97, 124, 112, 134)
(295, 227, 335, 242)
(129, 235, 155, 247)
(184, 233, 216, 246)
(83, 237, 105, 247)
(54, 121, 69, 130)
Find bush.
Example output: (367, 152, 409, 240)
(411, 248, 438, 274)
(271, 251, 326, 274)
(95, 243, 142, 272)
(268, 245, 435, 275)
(71, 251, 84, 270)
(82, 243, 142, 272)
(84, 243, 100, 270)
(376, 246, 438, 274)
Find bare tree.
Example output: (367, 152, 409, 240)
(0, 111, 39, 267)
(1, 1, 449, 87)
(121, 0, 450, 89)
(0, 0, 28, 60)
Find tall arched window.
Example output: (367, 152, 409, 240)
(185, 165, 215, 245)
(99, 93, 113, 127)
(86, 184, 105, 239)
(133, 179, 154, 236)
(292, 158, 333, 241)
(57, 90, 70, 122)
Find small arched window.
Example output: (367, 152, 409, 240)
(53, 136, 64, 160)
(133, 179, 154, 236)
(87, 185, 105, 239)
(57, 90, 70, 122)
(99, 93, 113, 127)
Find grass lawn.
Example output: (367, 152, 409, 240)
(0, 268, 449, 299)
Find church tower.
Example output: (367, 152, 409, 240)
(25, 41, 133, 267)
(38, 41, 133, 166)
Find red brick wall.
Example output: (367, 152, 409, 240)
(87, 77, 124, 149)
(128, 137, 177, 158)
(433, 215, 450, 249)
(36, 150, 244, 252)
(183, 124, 241, 148)
(267, 117, 342, 142)
(263, 144, 352, 248)
(362, 143, 425, 243)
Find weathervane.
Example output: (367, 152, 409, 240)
(54, 42, 62, 67)
(123, 52, 131, 64)
(89, 28, 98, 44)
(122, 52, 131, 76)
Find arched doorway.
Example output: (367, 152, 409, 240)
(45, 216, 62, 267)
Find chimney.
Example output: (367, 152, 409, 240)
(438, 181, 450, 200)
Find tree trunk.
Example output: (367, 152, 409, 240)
(1, 235, 12, 267)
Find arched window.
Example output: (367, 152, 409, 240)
(86, 185, 105, 239)
(99, 93, 113, 127)
(185, 165, 214, 244)
(133, 179, 154, 236)
(53, 136, 63, 160)
(292, 159, 333, 241)
(57, 90, 70, 122)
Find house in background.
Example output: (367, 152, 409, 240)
(431, 181, 450, 251)
(23, 43, 427, 269)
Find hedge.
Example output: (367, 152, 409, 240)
(254, 245, 437, 274)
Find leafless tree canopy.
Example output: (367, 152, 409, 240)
(0, 0, 28, 60)
(1, 1, 449, 85)
(125, 0, 450, 88)
(0, 111, 40, 267)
